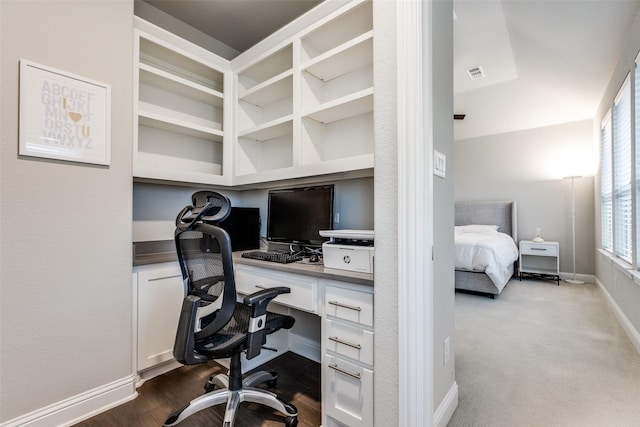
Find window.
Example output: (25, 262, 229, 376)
(636, 55, 640, 267)
(613, 75, 632, 263)
(601, 113, 613, 252)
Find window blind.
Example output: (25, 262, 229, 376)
(613, 75, 632, 263)
(636, 57, 640, 267)
(601, 113, 613, 252)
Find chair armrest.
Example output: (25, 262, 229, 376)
(243, 286, 290, 306)
(173, 295, 208, 365)
(243, 286, 290, 360)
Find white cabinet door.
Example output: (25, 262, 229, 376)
(136, 264, 184, 371)
(323, 354, 374, 427)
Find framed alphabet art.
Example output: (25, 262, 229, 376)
(19, 60, 111, 165)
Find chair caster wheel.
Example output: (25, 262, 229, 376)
(285, 416, 298, 427)
(266, 370, 278, 388)
(204, 376, 217, 392)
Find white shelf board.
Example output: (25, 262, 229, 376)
(239, 70, 293, 106)
(139, 64, 224, 107)
(303, 88, 373, 124)
(238, 116, 293, 142)
(138, 108, 224, 142)
(302, 31, 373, 82)
(134, 164, 227, 186)
(139, 49, 223, 91)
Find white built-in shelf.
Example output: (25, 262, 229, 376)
(139, 64, 223, 107)
(239, 70, 293, 106)
(302, 32, 373, 82)
(303, 89, 373, 124)
(138, 104, 223, 142)
(139, 41, 224, 91)
(134, 19, 230, 186)
(239, 116, 293, 142)
(237, 44, 293, 92)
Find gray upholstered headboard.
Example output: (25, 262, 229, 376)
(455, 201, 518, 242)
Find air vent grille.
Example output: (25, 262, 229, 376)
(467, 66, 485, 80)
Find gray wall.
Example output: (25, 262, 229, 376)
(431, 0, 456, 411)
(133, 177, 373, 242)
(454, 119, 596, 276)
(1, 1, 134, 422)
(593, 6, 640, 343)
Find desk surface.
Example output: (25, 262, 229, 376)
(233, 253, 374, 287)
(133, 241, 373, 287)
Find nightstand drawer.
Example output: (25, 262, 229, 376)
(520, 243, 558, 256)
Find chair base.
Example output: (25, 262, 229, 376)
(164, 369, 298, 427)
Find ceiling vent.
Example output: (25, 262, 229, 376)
(467, 66, 485, 80)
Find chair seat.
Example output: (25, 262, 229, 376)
(195, 303, 294, 359)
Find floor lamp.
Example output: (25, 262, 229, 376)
(564, 175, 584, 284)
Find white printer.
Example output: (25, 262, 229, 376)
(319, 229, 374, 273)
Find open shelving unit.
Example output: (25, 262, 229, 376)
(133, 19, 231, 185)
(232, 0, 374, 184)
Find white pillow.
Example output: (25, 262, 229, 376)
(457, 224, 499, 233)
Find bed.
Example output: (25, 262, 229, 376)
(454, 201, 519, 298)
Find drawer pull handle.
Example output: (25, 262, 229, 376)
(328, 363, 361, 380)
(328, 301, 361, 312)
(329, 336, 362, 350)
(531, 248, 547, 251)
(148, 274, 182, 282)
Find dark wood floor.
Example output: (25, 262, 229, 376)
(74, 352, 320, 427)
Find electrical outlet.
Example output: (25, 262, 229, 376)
(444, 337, 450, 365)
(334, 212, 340, 224)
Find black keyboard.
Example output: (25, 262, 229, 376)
(241, 251, 303, 264)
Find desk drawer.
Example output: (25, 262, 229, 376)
(324, 355, 373, 427)
(520, 243, 558, 256)
(325, 319, 374, 365)
(235, 265, 317, 313)
(325, 284, 373, 327)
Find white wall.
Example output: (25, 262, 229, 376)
(455, 120, 596, 277)
(0, 0, 135, 423)
(372, 0, 399, 424)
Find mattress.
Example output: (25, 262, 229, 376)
(454, 224, 519, 287)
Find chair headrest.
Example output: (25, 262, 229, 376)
(176, 191, 231, 227)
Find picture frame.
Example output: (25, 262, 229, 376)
(19, 59, 111, 166)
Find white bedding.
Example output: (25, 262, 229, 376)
(454, 225, 519, 287)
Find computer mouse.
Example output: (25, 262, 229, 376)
(309, 254, 320, 263)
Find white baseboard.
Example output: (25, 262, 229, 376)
(136, 359, 182, 387)
(433, 381, 458, 427)
(1, 375, 137, 427)
(559, 272, 595, 284)
(595, 278, 640, 354)
(289, 332, 321, 363)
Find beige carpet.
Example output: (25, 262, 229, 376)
(449, 279, 640, 427)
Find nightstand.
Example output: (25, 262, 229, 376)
(519, 240, 560, 285)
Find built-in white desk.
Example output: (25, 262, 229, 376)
(133, 246, 374, 427)
(237, 254, 374, 427)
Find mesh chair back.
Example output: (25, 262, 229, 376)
(174, 192, 236, 341)
(177, 229, 226, 303)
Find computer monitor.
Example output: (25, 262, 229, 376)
(266, 185, 334, 247)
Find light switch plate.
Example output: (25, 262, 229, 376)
(434, 150, 446, 178)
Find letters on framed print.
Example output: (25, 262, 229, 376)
(19, 60, 111, 166)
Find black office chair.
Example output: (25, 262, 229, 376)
(164, 191, 298, 427)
